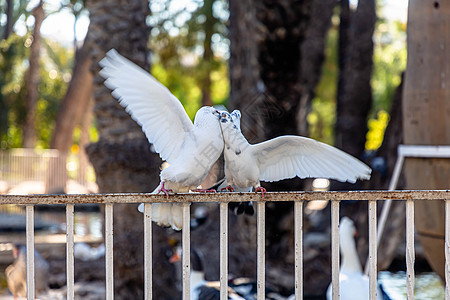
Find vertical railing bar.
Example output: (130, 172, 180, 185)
(26, 205, 35, 300)
(257, 201, 266, 300)
(144, 203, 152, 300)
(182, 203, 191, 300)
(105, 204, 114, 300)
(331, 201, 340, 300)
(368, 200, 377, 300)
(446, 199, 450, 300)
(220, 202, 228, 300)
(364, 154, 405, 275)
(406, 200, 415, 299)
(66, 204, 75, 300)
(294, 201, 303, 300)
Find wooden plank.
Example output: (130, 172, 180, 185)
(406, 200, 415, 299)
(105, 204, 114, 300)
(144, 203, 152, 300)
(368, 200, 377, 300)
(182, 203, 190, 300)
(257, 202, 265, 300)
(446, 200, 450, 300)
(403, 0, 450, 282)
(331, 201, 340, 300)
(220, 202, 228, 300)
(26, 205, 35, 300)
(66, 204, 75, 300)
(0, 190, 448, 205)
(294, 201, 303, 300)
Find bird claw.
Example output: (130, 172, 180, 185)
(255, 186, 266, 198)
(220, 185, 235, 192)
(158, 182, 173, 199)
(193, 188, 217, 193)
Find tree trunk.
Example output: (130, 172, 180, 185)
(78, 97, 93, 185)
(200, 0, 214, 107)
(84, 0, 173, 298)
(229, 0, 335, 295)
(3, 0, 13, 40)
(403, 0, 450, 281)
(22, 0, 44, 148)
(50, 43, 93, 153)
(47, 42, 93, 193)
(335, 0, 376, 159)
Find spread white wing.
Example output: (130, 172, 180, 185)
(99, 49, 193, 163)
(250, 136, 371, 183)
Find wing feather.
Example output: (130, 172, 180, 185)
(250, 136, 371, 183)
(99, 49, 193, 163)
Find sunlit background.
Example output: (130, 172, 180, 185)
(2, 0, 447, 299)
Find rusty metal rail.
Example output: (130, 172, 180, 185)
(0, 190, 448, 204)
(0, 190, 449, 300)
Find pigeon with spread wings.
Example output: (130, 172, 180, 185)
(218, 110, 371, 195)
(99, 49, 224, 230)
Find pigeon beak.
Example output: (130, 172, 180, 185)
(169, 252, 181, 263)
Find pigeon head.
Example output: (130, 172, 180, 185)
(194, 106, 221, 127)
(218, 111, 239, 131)
(340, 217, 357, 244)
(230, 110, 242, 131)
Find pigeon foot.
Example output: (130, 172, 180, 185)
(220, 185, 235, 192)
(255, 186, 266, 198)
(158, 182, 173, 199)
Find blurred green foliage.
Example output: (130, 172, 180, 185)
(309, 11, 406, 150)
(148, 0, 229, 119)
(0, 33, 73, 149)
(0, 0, 406, 153)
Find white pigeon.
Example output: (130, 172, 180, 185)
(99, 49, 224, 230)
(326, 217, 384, 300)
(218, 110, 371, 194)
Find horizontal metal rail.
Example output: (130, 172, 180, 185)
(2, 190, 449, 300)
(0, 190, 448, 205)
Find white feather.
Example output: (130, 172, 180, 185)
(252, 136, 371, 183)
(101, 49, 224, 230)
(218, 110, 371, 192)
(99, 49, 193, 164)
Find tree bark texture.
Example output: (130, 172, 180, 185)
(22, 1, 44, 148)
(335, 0, 376, 159)
(402, 0, 450, 281)
(229, 0, 336, 295)
(84, 0, 166, 298)
(230, 0, 335, 143)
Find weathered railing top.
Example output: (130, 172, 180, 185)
(0, 189, 448, 205)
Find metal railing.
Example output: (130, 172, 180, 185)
(0, 190, 449, 300)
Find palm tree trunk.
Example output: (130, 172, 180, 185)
(23, 0, 45, 148)
(85, 0, 172, 298)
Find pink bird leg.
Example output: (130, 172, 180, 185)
(157, 182, 173, 199)
(220, 185, 235, 192)
(255, 186, 266, 198)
